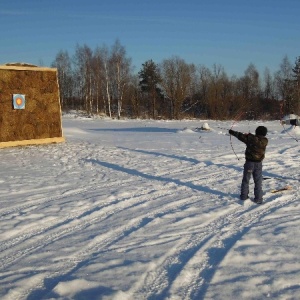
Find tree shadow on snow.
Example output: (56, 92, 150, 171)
(89, 127, 179, 133)
(118, 146, 200, 165)
(118, 147, 246, 174)
(202, 159, 243, 173)
(85, 159, 235, 198)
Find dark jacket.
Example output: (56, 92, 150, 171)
(230, 130, 268, 162)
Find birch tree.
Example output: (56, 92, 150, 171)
(99, 45, 113, 117)
(51, 50, 73, 110)
(73, 44, 94, 114)
(110, 40, 132, 119)
(93, 47, 107, 115)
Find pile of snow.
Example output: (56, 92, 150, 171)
(178, 122, 211, 133)
(201, 122, 210, 130)
(178, 127, 196, 133)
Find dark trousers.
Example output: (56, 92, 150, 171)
(240, 160, 263, 200)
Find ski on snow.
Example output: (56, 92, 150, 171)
(240, 186, 292, 206)
(270, 185, 292, 193)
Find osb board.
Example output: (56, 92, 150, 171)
(0, 137, 65, 149)
(1, 64, 55, 71)
(0, 65, 64, 144)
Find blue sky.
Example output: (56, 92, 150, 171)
(1, 0, 299, 76)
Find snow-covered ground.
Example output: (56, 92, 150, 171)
(1, 115, 300, 300)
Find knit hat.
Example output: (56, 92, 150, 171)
(255, 126, 267, 136)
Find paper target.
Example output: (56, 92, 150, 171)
(13, 94, 25, 109)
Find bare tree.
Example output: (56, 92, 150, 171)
(195, 65, 212, 118)
(51, 41, 297, 121)
(206, 64, 232, 119)
(51, 50, 73, 110)
(263, 67, 274, 100)
(274, 55, 294, 113)
(73, 44, 94, 114)
(160, 56, 194, 119)
(258, 67, 279, 119)
(126, 74, 141, 118)
(238, 63, 261, 118)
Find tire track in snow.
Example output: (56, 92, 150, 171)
(126, 192, 298, 300)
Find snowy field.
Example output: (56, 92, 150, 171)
(0, 115, 300, 300)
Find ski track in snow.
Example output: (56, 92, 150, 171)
(0, 119, 299, 300)
(125, 194, 298, 300)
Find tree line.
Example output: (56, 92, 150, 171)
(51, 40, 300, 120)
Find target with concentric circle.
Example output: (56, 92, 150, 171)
(13, 94, 25, 109)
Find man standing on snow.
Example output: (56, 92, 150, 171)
(289, 118, 300, 127)
(229, 126, 268, 204)
(283, 112, 300, 127)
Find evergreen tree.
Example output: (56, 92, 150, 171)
(139, 60, 162, 118)
(292, 56, 300, 82)
(291, 56, 300, 112)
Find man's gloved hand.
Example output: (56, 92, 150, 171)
(229, 129, 234, 135)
